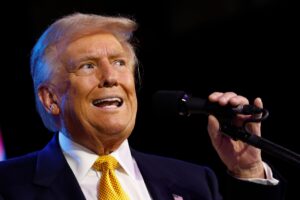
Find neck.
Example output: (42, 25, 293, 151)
(60, 131, 125, 155)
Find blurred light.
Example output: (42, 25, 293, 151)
(0, 129, 6, 161)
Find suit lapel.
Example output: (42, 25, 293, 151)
(31, 136, 192, 199)
(33, 134, 86, 200)
(140, 177, 191, 200)
(131, 150, 191, 200)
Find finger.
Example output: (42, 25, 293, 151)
(208, 92, 223, 102)
(229, 95, 249, 107)
(207, 115, 220, 143)
(217, 92, 238, 106)
(245, 97, 263, 136)
(245, 120, 261, 136)
(254, 97, 263, 109)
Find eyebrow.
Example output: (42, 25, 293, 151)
(72, 51, 128, 64)
(68, 52, 129, 67)
(72, 55, 99, 64)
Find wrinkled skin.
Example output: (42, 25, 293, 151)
(207, 92, 265, 178)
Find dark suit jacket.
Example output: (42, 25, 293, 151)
(0, 134, 285, 200)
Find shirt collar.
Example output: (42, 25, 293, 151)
(58, 132, 136, 181)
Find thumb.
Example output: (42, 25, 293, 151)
(207, 115, 221, 147)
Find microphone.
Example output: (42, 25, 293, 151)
(152, 90, 264, 117)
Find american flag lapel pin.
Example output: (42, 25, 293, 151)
(172, 194, 183, 200)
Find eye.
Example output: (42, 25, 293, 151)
(113, 59, 126, 67)
(80, 63, 95, 69)
(76, 63, 97, 75)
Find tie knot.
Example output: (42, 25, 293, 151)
(93, 155, 119, 171)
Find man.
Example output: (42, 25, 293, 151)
(0, 13, 284, 200)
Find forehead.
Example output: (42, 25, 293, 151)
(64, 33, 125, 57)
(57, 33, 128, 67)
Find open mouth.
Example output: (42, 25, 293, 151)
(92, 97, 123, 108)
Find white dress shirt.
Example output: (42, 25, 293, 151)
(236, 162, 279, 185)
(59, 132, 278, 200)
(59, 132, 152, 200)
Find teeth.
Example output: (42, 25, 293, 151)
(93, 97, 123, 107)
(94, 97, 121, 104)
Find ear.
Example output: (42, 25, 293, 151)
(38, 85, 60, 115)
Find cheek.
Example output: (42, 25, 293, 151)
(122, 72, 136, 91)
(61, 78, 96, 112)
(125, 74, 138, 110)
(69, 76, 97, 96)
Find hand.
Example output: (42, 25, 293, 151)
(207, 92, 265, 179)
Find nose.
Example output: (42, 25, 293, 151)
(97, 61, 118, 88)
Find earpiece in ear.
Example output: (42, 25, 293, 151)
(50, 104, 56, 112)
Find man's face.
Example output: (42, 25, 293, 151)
(57, 33, 137, 149)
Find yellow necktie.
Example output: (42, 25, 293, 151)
(92, 155, 130, 200)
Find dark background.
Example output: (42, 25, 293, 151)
(0, 0, 298, 199)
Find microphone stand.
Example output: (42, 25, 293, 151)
(221, 123, 300, 168)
